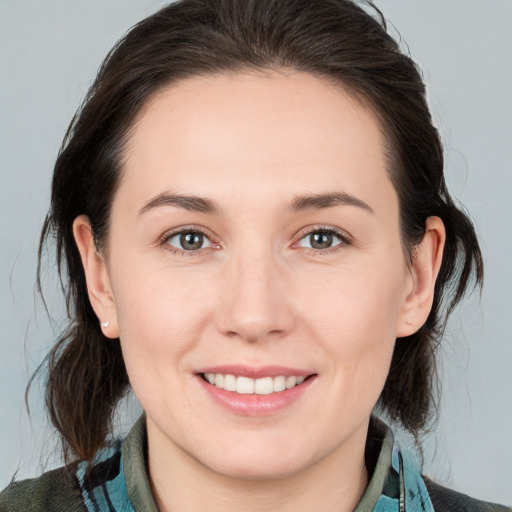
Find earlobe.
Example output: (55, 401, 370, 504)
(396, 216, 446, 338)
(73, 215, 120, 339)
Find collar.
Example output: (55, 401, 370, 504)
(77, 415, 434, 511)
(354, 417, 434, 512)
(122, 415, 159, 511)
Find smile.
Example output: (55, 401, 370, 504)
(202, 373, 306, 395)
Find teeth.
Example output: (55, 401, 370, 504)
(285, 376, 297, 389)
(214, 374, 224, 387)
(274, 375, 286, 392)
(203, 373, 308, 394)
(223, 374, 237, 391)
(254, 377, 273, 395)
(237, 376, 255, 394)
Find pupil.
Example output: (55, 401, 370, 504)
(180, 232, 203, 250)
(311, 232, 332, 249)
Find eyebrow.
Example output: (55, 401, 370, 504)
(138, 193, 221, 215)
(138, 191, 373, 216)
(288, 192, 374, 214)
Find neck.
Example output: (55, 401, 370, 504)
(147, 421, 370, 512)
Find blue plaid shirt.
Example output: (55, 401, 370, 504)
(1, 416, 509, 511)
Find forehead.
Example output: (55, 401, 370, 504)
(118, 70, 395, 215)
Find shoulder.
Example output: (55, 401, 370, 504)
(0, 441, 130, 512)
(0, 464, 86, 512)
(423, 477, 511, 512)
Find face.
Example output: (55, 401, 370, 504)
(90, 71, 420, 479)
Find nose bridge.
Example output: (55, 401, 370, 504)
(217, 241, 293, 342)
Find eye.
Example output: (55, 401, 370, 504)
(297, 228, 347, 251)
(166, 230, 213, 251)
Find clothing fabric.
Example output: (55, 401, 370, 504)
(0, 416, 509, 512)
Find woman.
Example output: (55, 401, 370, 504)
(0, 0, 509, 510)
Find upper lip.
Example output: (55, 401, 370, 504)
(196, 365, 314, 379)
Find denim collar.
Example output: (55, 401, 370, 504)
(76, 415, 433, 512)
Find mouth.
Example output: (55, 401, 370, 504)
(197, 367, 316, 416)
(200, 373, 312, 395)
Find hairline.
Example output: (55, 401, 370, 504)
(100, 66, 410, 256)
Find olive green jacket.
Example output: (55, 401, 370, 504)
(1, 417, 510, 511)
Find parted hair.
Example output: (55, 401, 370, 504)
(37, 0, 483, 462)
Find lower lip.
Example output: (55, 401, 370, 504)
(197, 375, 315, 416)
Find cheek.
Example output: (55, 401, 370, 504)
(299, 260, 405, 336)
(110, 262, 215, 378)
(296, 259, 406, 388)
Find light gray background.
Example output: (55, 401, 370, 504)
(1, 0, 511, 505)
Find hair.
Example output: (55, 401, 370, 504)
(36, 0, 483, 463)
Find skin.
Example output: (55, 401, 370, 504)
(74, 70, 445, 512)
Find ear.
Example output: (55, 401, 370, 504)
(73, 215, 120, 339)
(396, 216, 446, 337)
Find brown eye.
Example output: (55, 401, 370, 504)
(297, 229, 345, 251)
(310, 232, 333, 249)
(166, 231, 212, 251)
(181, 232, 204, 250)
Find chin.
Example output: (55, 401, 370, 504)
(204, 454, 308, 481)
(191, 433, 322, 482)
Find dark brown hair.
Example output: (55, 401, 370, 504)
(37, 0, 483, 462)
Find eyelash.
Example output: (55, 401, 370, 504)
(294, 225, 351, 256)
(159, 226, 217, 256)
(159, 225, 351, 256)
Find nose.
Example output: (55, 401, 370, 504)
(215, 249, 295, 343)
